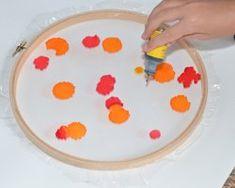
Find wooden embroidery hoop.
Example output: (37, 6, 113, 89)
(9, 10, 208, 170)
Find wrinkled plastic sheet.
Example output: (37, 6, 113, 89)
(0, 1, 221, 187)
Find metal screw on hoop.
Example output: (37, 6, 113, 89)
(12, 41, 27, 57)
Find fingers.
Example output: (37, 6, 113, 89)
(144, 2, 171, 36)
(148, 0, 167, 20)
(148, 0, 188, 20)
(184, 33, 211, 40)
(143, 22, 187, 52)
(142, 7, 183, 40)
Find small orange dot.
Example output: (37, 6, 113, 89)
(134, 66, 144, 75)
(102, 37, 122, 53)
(170, 95, 191, 113)
(52, 81, 75, 100)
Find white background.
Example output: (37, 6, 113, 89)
(0, 0, 235, 188)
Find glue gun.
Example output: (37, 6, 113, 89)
(144, 28, 168, 85)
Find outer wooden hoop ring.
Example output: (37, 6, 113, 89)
(10, 10, 208, 170)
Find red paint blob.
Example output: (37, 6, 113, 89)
(100, 75, 116, 84)
(96, 75, 116, 96)
(178, 67, 201, 88)
(149, 130, 161, 140)
(33, 56, 49, 71)
(96, 83, 114, 96)
(105, 97, 123, 109)
(55, 126, 68, 140)
(82, 35, 100, 48)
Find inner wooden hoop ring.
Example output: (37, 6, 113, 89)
(10, 10, 208, 170)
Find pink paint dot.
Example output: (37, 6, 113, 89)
(96, 74, 116, 96)
(149, 130, 161, 140)
(82, 35, 100, 48)
(55, 126, 68, 140)
(33, 56, 49, 71)
(100, 75, 116, 85)
(105, 96, 123, 109)
(96, 82, 114, 96)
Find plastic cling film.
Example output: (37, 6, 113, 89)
(146, 30, 168, 60)
(0, 1, 221, 187)
(0, 4, 157, 188)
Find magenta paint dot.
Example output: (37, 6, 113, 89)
(149, 130, 161, 140)
(105, 96, 123, 109)
(96, 74, 116, 96)
(82, 35, 100, 48)
(33, 56, 49, 71)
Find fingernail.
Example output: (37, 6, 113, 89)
(143, 43, 148, 52)
(142, 32, 147, 40)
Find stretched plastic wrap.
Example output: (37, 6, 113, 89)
(0, 1, 221, 187)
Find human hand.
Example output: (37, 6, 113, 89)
(142, 0, 235, 52)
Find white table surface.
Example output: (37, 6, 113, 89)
(0, 0, 235, 188)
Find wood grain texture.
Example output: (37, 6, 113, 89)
(223, 168, 235, 188)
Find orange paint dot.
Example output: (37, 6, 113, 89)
(170, 95, 191, 113)
(109, 104, 123, 111)
(46, 37, 69, 56)
(102, 37, 122, 53)
(66, 122, 87, 140)
(108, 105, 130, 124)
(154, 62, 175, 83)
(52, 81, 75, 100)
(135, 66, 144, 75)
